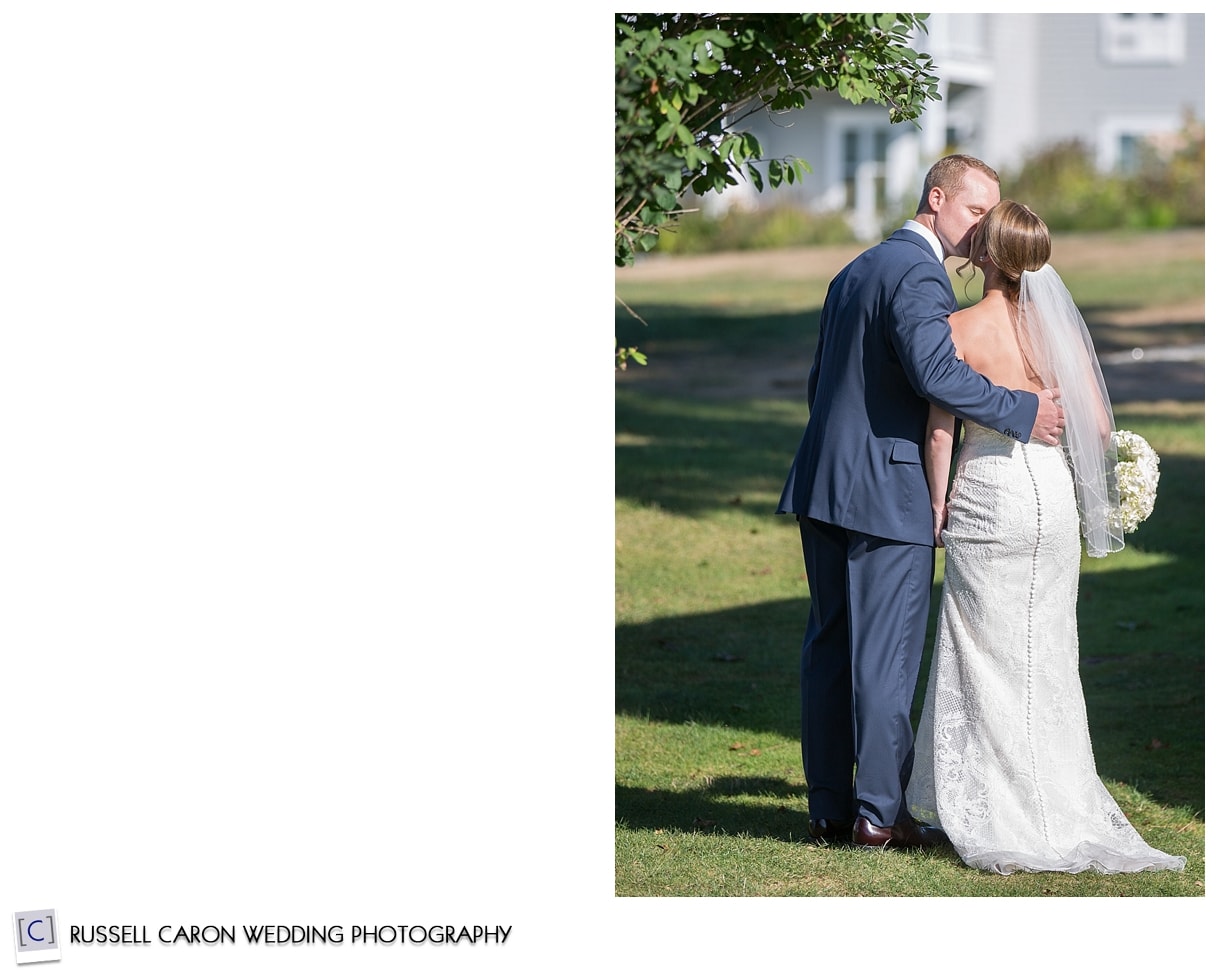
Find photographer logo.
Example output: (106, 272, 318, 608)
(12, 910, 59, 965)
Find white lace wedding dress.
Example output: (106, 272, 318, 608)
(907, 422, 1186, 875)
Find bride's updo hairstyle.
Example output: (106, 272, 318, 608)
(969, 199, 1051, 300)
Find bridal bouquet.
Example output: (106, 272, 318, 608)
(1111, 429, 1159, 532)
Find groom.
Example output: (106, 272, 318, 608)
(776, 155, 1064, 849)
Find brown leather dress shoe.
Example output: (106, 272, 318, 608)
(852, 816, 950, 850)
(807, 818, 853, 843)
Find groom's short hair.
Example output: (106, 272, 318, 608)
(917, 155, 1001, 212)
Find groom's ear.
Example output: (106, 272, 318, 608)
(926, 185, 946, 212)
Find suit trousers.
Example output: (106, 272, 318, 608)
(798, 516, 934, 827)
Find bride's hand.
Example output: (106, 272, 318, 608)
(932, 505, 948, 547)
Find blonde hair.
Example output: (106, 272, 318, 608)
(916, 154, 1001, 212)
(969, 199, 1052, 299)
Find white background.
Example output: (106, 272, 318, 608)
(1, 4, 1211, 970)
(1, 3, 606, 967)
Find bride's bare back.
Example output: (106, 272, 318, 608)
(949, 289, 1044, 393)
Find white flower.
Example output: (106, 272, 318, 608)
(1111, 429, 1159, 532)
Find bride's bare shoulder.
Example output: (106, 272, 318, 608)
(948, 302, 981, 328)
(948, 299, 1000, 345)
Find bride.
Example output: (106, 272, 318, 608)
(905, 200, 1186, 875)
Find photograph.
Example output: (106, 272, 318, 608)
(615, 12, 1206, 959)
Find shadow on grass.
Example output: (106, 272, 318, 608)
(616, 298, 1202, 360)
(617, 359, 1204, 838)
(617, 544, 1203, 832)
(615, 303, 820, 354)
(615, 780, 811, 843)
(616, 389, 811, 519)
(618, 394, 1204, 523)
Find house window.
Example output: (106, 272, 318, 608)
(872, 130, 888, 207)
(1116, 133, 1144, 174)
(1096, 114, 1180, 172)
(844, 131, 859, 209)
(1100, 13, 1185, 65)
(842, 127, 888, 214)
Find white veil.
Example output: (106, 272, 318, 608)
(1018, 264, 1124, 557)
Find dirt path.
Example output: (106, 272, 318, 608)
(619, 340, 1202, 405)
(617, 230, 1202, 284)
(617, 232, 1204, 406)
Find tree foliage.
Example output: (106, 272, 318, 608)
(614, 13, 940, 269)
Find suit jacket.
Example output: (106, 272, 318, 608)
(776, 228, 1038, 545)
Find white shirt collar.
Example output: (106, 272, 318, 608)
(902, 219, 944, 263)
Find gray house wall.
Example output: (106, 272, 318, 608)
(699, 12, 1204, 239)
(976, 14, 1039, 176)
(1028, 13, 1203, 167)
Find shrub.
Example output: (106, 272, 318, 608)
(1003, 140, 1123, 231)
(1006, 123, 1204, 232)
(655, 202, 856, 254)
(1125, 114, 1204, 230)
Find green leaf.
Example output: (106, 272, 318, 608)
(640, 205, 667, 227)
(700, 30, 734, 48)
(684, 145, 710, 169)
(652, 185, 677, 210)
(854, 78, 880, 102)
(768, 159, 783, 189)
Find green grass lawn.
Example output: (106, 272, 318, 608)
(614, 230, 1204, 897)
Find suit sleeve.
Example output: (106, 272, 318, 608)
(805, 325, 823, 411)
(889, 260, 1038, 443)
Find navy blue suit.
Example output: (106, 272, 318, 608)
(776, 227, 1038, 828)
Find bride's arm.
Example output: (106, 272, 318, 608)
(925, 403, 955, 547)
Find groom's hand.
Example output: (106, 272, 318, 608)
(1032, 387, 1065, 445)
